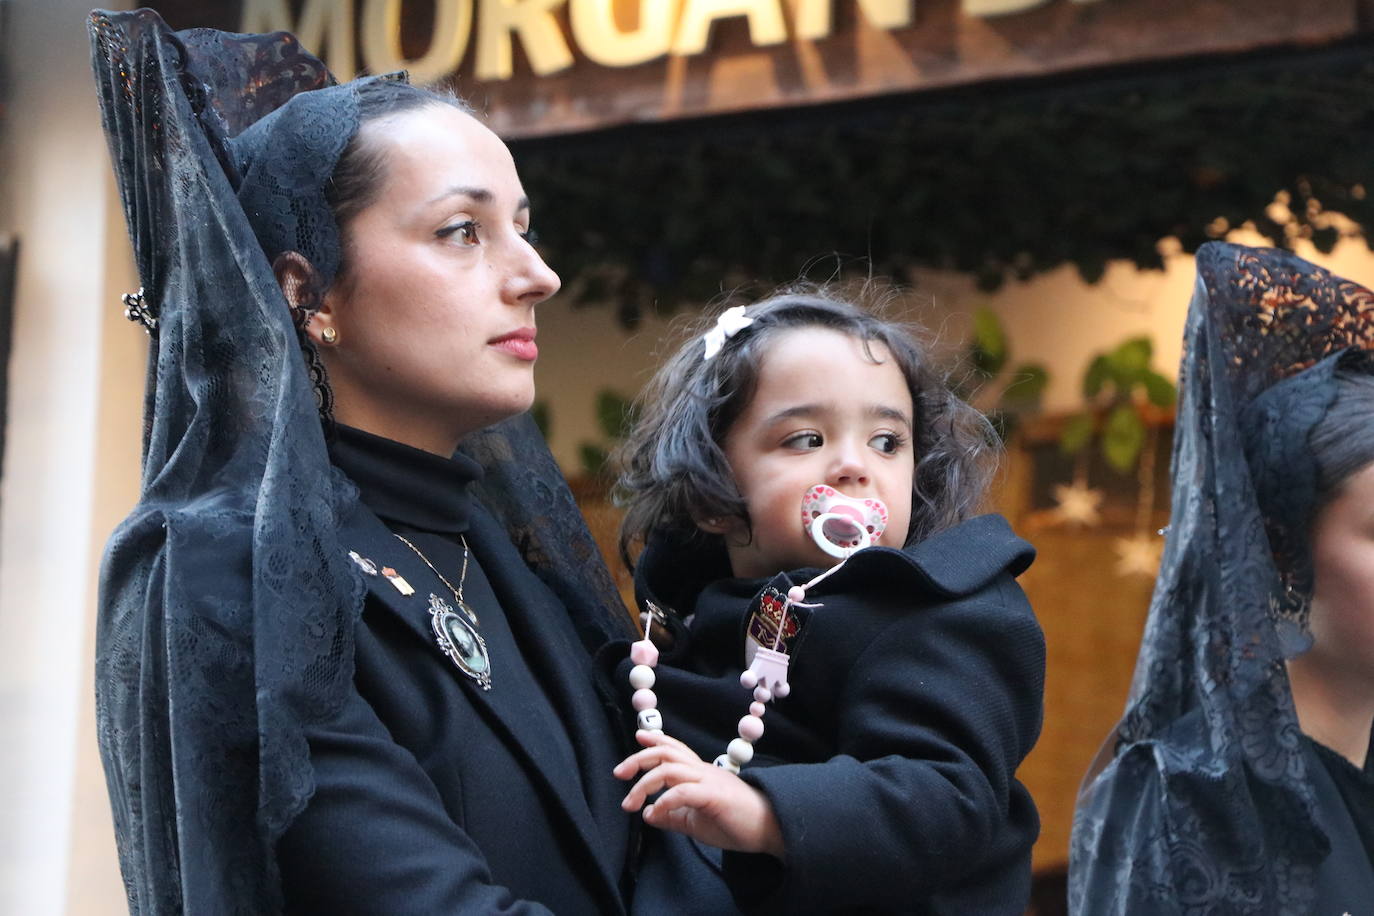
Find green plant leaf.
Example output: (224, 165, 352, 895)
(1060, 413, 1094, 455)
(1111, 336, 1153, 370)
(969, 307, 1008, 378)
(1102, 403, 1146, 473)
(595, 390, 634, 441)
(529, 401, 550, 440)
(1000, 363, 1049, 406)
(579, 443, 609, 478)
(1143, 370, 1177, 407)
(1083, 355, 1112, 399)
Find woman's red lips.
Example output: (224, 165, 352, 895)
(490, 327, 538, 361)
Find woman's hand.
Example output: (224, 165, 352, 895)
(614, 730, 786, 861)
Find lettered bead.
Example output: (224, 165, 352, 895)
(628, 664, 656, 689)
(773, 681, 791, 699)
(750, 701, 767, 718)
(631, 688, 657, 711)
(738, 715, 764, 742)
(713, 754, 740, 774)
(739, 670, 759, 689)
(630, 640, 659, 667)
(727, 738, 754, 765)
(637, 708, 663, 731)
(753, 685, 772, 703)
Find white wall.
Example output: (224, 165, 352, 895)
(0, 1, 133, 914)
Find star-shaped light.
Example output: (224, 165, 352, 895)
(1051, 481, 1104, 527)
(1115, 532, 1163, 578)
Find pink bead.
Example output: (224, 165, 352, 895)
(738, 715, 765, 742)
(773, 681, 791, 699)
(632, 688, 657, 711)
(787, 585, 807, 604)
(754, 685, 772, 703)
(750, 701, 766, 718)
(630, 640, 659, 667)
(740, 670, 759, 689)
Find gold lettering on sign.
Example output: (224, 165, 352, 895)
(672, 0, 788, 56)
(791, 0, 913, 41)
(475, 0, 575, 80)
(571, 0, 682, 67)
(242, 0, 358, 77)
(361, 0, 472, 84)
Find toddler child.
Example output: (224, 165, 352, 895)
(612, 291, 1045, 914)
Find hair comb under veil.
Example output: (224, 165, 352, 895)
(89, 10, 630, 913)
(1070, 241, 1374, 913)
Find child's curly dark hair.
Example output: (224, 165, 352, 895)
(614, 287, 998, 569)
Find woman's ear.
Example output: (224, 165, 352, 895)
(273, 251, 337, 347)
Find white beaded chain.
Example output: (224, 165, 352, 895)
(627, 487, 885, 773)
(627, 557, 852, 774)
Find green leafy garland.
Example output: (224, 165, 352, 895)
(513, 45, 1374, 328)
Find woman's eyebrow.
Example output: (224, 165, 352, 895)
(427, 185, 492, 206)
(426, 186, 531, 215)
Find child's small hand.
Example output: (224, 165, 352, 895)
(614, 729, 786, 861)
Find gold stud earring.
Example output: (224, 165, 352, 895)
(320, 326, 338, 345)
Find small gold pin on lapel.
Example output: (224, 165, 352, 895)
(380, 566, 416, 596)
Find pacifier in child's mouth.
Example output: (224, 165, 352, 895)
(800, 485, 889, 558)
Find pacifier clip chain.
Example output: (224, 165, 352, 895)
(626, 485, 887, 773)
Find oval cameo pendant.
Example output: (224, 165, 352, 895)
(427, 593, 492, 690)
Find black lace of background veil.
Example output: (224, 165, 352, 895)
(1070, 242, 1374, 913)
(88, 9, 630, 914)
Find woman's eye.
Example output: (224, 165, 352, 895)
(784, 432, 824, 450)
(439, 220, 481, 246)
(519, 227, 540, 246)
(870, 433, 904, 454)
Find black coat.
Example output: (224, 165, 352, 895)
(277, 494, 633, 914)
(625, 514, 1046, 915)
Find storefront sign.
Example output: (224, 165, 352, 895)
(150, 0, 1363, 137)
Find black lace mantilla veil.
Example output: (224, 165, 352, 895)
(1070, 242, 1374, 914)
(89, 9, 630, 913)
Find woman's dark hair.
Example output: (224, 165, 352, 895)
(1311, 359, 1374, 507)
(614, 288, 997, 568)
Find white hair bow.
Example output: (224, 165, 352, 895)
(702, 305, 755, 360)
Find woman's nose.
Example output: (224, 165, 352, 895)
(503, 238, 561, 307)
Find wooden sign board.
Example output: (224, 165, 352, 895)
(149, 0, 1364, 138)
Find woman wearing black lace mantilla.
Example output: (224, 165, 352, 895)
(89, 10, 643, 914)
(1070, 242, 1374, 913)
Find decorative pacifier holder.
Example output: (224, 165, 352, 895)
(627, 486, 887, 773)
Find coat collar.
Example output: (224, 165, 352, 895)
(636, 513, 1034, 620)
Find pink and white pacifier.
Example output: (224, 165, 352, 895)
(801, 485, 889, 558)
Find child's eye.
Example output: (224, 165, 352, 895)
(437, 220, 481, 246)
(870, 432, 906, 454)
(783, 432, 824, 450)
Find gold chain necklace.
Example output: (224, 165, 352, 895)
(394, 533, 477, 625)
